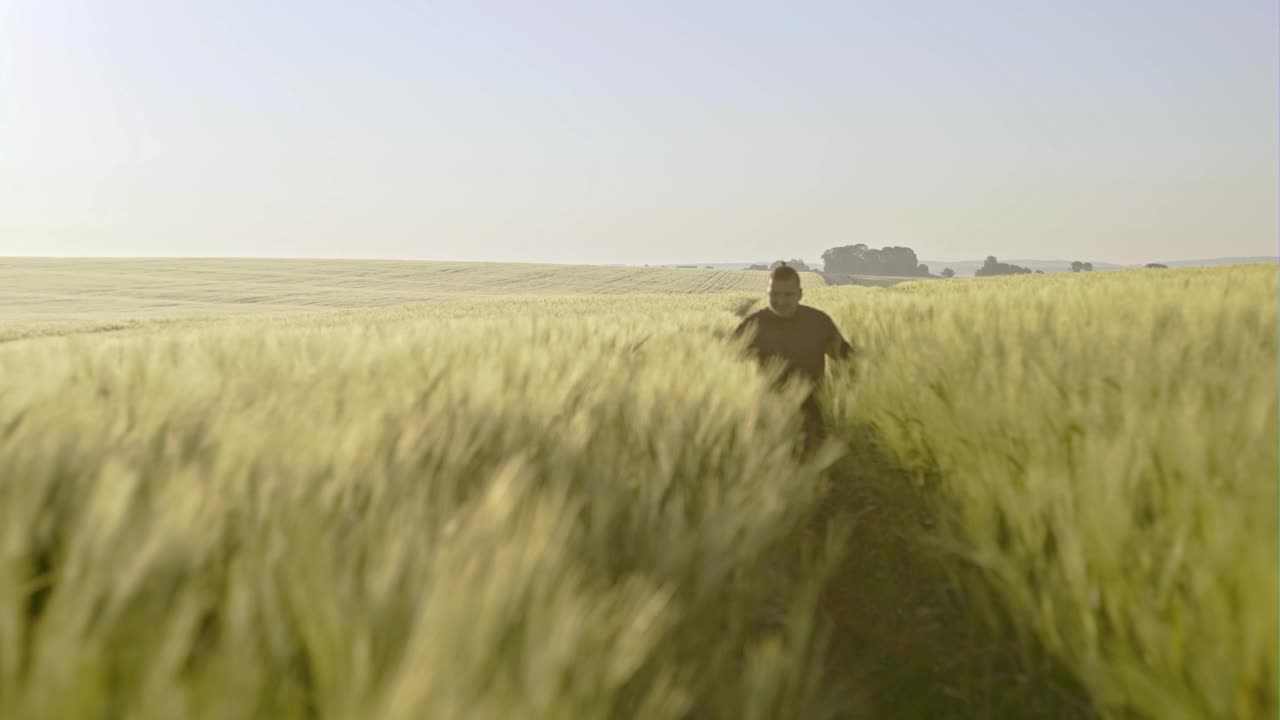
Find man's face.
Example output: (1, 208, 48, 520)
(768, 278, 802, 318)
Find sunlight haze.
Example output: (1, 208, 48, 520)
(1, 1, 1275, 266)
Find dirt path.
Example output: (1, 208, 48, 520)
(804, 429, 1099, 719)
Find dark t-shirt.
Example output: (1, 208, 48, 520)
(731, 305, 851, 387)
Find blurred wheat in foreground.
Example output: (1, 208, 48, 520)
(0, 261, 1273, 719)
(825, 264, 1277, 720)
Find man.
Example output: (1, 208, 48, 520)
(731, 263, 853, 456)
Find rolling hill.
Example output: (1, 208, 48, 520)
(920, 256, 1276, 276)
(0, 257, 825, 325)
(687, 256, 1277, 276)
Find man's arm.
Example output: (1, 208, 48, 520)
(827, 328, 856, 385)
(827, 325, 854, 360)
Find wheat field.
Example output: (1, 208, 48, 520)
(0, 257, 821, 345)
(823, 264, 1277, 719)
(0, 258, 1273, 719)
(0, 257, 822, 322)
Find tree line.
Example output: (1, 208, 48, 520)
(820, 244, 931, 277)
(755, 244, 1172, 278)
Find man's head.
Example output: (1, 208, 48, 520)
(767, 263, 803, 318)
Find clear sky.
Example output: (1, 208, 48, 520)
(1, 1, 1275, 266)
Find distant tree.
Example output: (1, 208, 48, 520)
(821, 243, 927, 276)
(1035, 270, 1045, 274)
(975, 256, 1034, 277)
(747, 264, 770, 271)
(917, 264, 930, 276)
(1083, 262, 1093, 272)
(821, 244, 867, 274)
(941, 267, 956, 278)
(1070, 261, 1084, 272)
(774, 259, 810, 272)
(1145, 263, 1168, 269)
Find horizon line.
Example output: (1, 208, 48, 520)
(1, 253, 1276, 267)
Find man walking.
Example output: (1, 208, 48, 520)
(731, 263, 854, 456)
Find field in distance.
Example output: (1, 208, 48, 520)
(0, 257, 824, 325)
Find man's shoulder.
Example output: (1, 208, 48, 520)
(735, 307, 778, 330)
(797, 305, 835, 325)
(732, 307, 770, 337)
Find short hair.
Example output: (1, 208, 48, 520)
(769, 263, 801, 285)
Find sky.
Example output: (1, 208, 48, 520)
(1, 1, 1276, 266)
